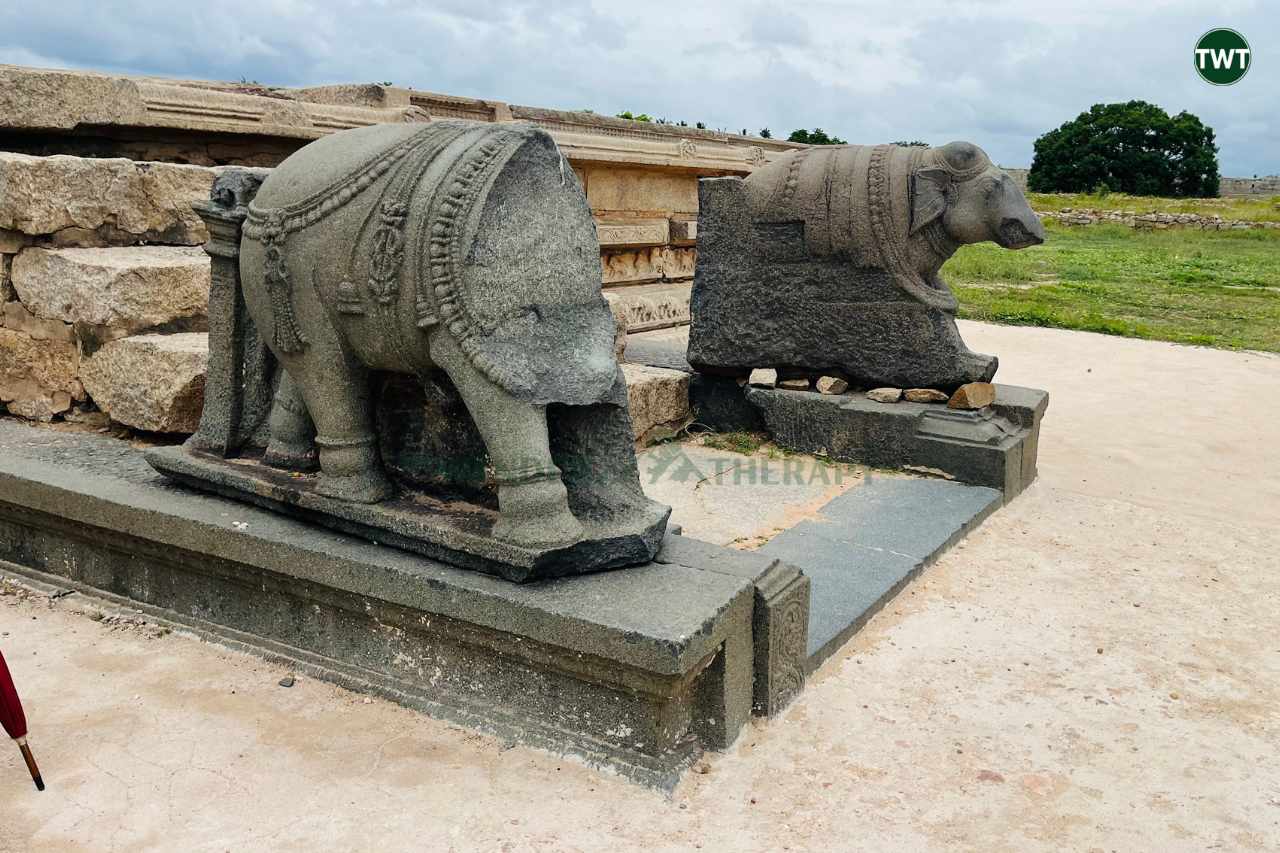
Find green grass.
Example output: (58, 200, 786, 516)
(1027, 191, 1280, 223)
(945, 222, 1280, 352)
(701, 431, 767, 455)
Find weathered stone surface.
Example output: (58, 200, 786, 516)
(80, 333, 208, 432)
(11, 246, 210, 332)
(0, 152, 224, 246)
(867, 387, 902, 403)
(0, 255, 11, 303)
(949, 382, 996, 410)
(601, 246, 696, 286)
(778, 378, 810, 391)
(601, 292, 630, 361)
(749, 368, 777, 388)
(596, 219, 670, 249)
(669, 219, 698, 245)
(760, 477, 1001, 666)
(603, 281, 691, 332)
(0, 230, 29, 254)
(688, 142, 1045, 389)
(816, 376, 849, 395)
(905, 388, 949, 403)
(0, 327, 82, 421)
(622, 363, 691, 443)
(2, 300, 73, 341)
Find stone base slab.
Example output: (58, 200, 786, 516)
(0, 421, 768, 788)
(690, 378, 1048, 499)
(146, 444, 671, 584)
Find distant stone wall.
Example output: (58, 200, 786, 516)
(1219, 175, 1280, 197)
(1037, 208, 1280, 230)
(1002, 167, 1029, 192)
(1001, 166, 1278, 199)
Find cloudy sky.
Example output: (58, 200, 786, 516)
(1, 1, 1275, 175)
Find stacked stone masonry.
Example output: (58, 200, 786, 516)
(0, 64, 799, 428)
(1037, 208, 1280, 230)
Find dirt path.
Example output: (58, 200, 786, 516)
(2, 322, 1278, 852)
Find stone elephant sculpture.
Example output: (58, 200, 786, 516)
(236, 121, 632, 550)
(688, 140, 1046, 389)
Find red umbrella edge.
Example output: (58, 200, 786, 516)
(0, 648, 44, 791)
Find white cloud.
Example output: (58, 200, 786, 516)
(1, 0, 1275, 174)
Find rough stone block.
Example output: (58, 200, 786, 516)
(11, 246, 210, 333)
(80, 333, 208, 432)
(904, 388, 949, 403)
(622, 363, 691, 443)
(745, 383, 1048, 497)
(0, 255, 11, 303)
(816, 376, 848, 395)
(949, 381, 996, 409)
(0, 327, 82, 422)
(749, 368, 777, 388)
(0, 152, 222, 246)
(867, 387, 902, 403)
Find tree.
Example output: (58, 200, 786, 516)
(759, 128, 772, 139)
(1028, 101, 1219, 197)
(788, 127, 846, 145)
(892, 140, 929, 147)
(616, 111, 652, 123)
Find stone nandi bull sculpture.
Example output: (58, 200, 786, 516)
(687, 141, 1045, 389)
(148, 121, 669, 582)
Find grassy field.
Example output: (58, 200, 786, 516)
(945, 221, 1280, 352)
(1026, 191, 1280, 222)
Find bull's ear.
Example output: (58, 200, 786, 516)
(910, 167, 950, 235)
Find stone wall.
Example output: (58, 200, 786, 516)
(1037, 207, 1280, 230)
(0, 64, 738, 434)
(1219, 175, 1280, 197)
(0, 152, 216, 424)
(1001, 165, 1279, 200)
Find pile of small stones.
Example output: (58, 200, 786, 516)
(747, 368, 997, 410)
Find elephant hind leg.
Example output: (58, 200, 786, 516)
(428, 331, 583, 549)
(287, 355, 394, 504)
(263, 369, 318, 472)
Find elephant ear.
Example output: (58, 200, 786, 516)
(910, 167, 950, 236)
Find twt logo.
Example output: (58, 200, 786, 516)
(1195, 29, 1251, 85)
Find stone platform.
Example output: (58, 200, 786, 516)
(625, 327, 1048, 500)
(0, 420, 813, 788)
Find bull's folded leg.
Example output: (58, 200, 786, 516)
(263, 369, 318, 472)
(428, 331, 584, 549)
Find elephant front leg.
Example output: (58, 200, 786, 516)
(429, 333, 584, 550)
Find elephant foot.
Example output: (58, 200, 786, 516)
(494, 475, 584, 549)
(263, 438, 318, 473)
(314, 435, 394, 503)
(316, 469, 396, 503)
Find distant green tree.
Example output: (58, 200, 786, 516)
(759, 127, 772, 139)
(1028, 101, 1219, 197)
(616, 111, 653, 123)
(787, 128, 846, 145)
(892, 140, 929, 147)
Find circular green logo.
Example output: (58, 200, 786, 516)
(1195, 28, 1251, 85)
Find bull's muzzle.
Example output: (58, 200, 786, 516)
(997, 217, 1045, 249)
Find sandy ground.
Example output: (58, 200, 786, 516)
(2, 321, 1278, 852)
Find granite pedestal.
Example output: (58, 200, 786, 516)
(0, 421, 814, 788)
